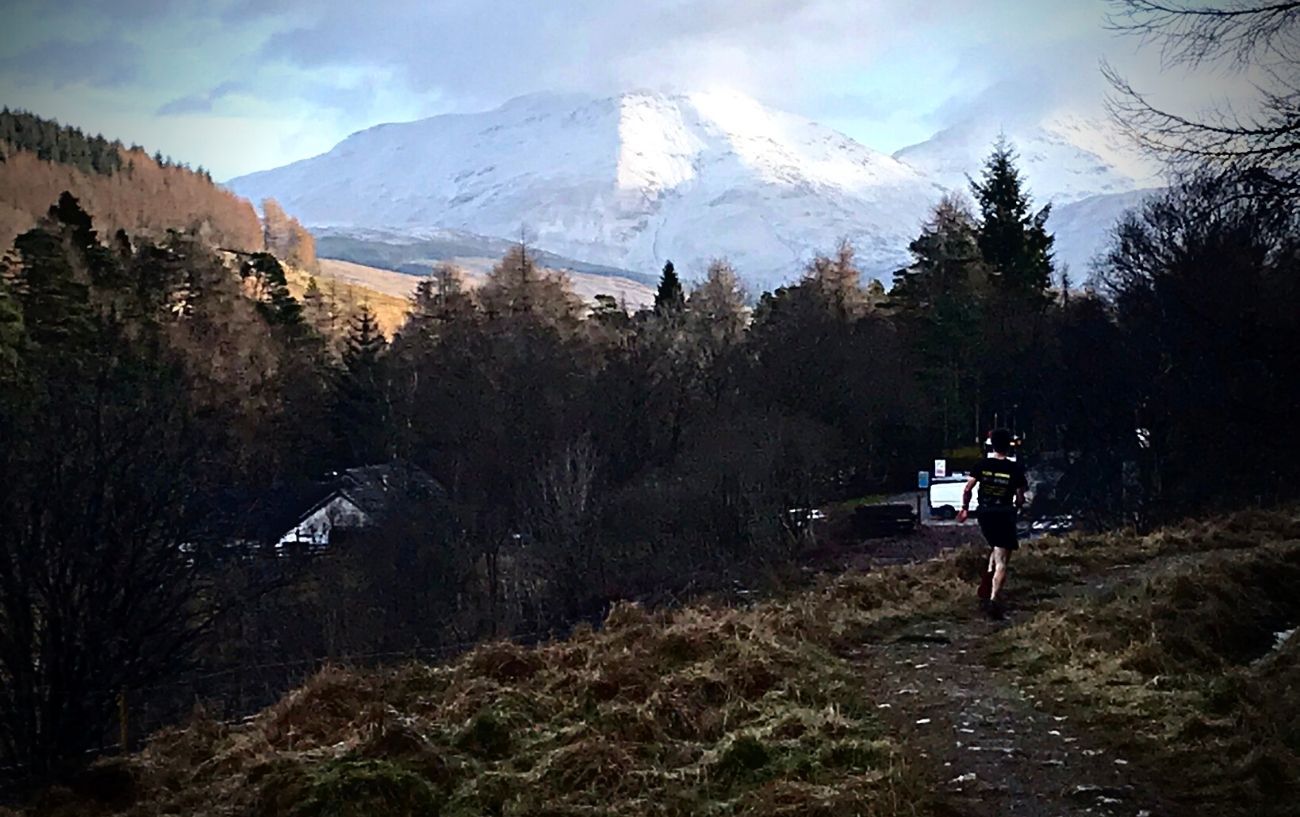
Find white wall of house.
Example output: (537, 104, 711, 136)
(277, 496, 371, 548)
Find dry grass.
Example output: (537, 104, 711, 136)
(989, 507, 1300, 815)
(26, 557, 982, 817)
(284, 264, 410, 338)
(37, 509, 1298, 816)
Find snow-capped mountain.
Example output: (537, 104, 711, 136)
(229, 90, 945, 289)
(893, 112, 1161, 205)
(227, 90, 1161, 289)
(1049, 188, 1160, 277)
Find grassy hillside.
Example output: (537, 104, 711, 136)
(25, 560, 969, 817)
(15, 509, 1300, 816)
(285, 261, 410, 338)
(988, 510, 1300, 815)
(317, 255, 658, 313)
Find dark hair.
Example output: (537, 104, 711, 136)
(989, 428, 1013, 455)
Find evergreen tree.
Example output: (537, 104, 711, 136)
(301, 276, 328, 333)
(589, 293, 630, 333)
(405, 262, 475, 338)
(333, 305, 390, 466)
(0, 203, 219, 776)
(971, 137, 1054, 298)
(0, 275, 23, 374)
(241, 252, 305, 333)
(891, 196, 988, 447)
(654, 260, 685, 316)
(8, 195, 99, 351)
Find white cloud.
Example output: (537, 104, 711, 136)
(0, 0, 1270, 177)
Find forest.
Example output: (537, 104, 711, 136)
(0, 109, 265, 254)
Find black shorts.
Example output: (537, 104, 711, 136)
(977, 510, 1019, 551)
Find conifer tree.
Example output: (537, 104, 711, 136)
(333, 304, 390, 466)
(8, 195, 97, 350)
(242, 252, 304, 333)
(892, 195, 985, 315)
(302, 276, 328, 333)
(0, 276, 23, 374)
(971, 137, 1054, 298)
(654, 260, 685, 316)
(406, 262, 474, 337)
(891, 196, 988, 447)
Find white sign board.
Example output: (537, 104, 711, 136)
(933, 459, 948, 478)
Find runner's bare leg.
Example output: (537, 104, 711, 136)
(990, 547, 1010, 601)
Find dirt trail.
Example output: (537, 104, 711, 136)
(847, 551, 1166, 817)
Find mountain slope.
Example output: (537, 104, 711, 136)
(892, 111, 1161, 205)
(229, 92, 1162, 290)
(228, 91, 945, 289)
(1049, 188, 1159, 277)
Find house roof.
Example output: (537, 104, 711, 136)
(334, 462, 443, 517)
(278, 462, 444, 542)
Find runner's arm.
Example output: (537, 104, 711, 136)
(957, 476, 979, 522)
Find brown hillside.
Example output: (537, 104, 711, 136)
(285, 262, 409, 339)
(318, 257, 657, 311)
(0, 147, 262, 252)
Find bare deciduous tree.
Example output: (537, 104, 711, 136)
(1104, 1, 1300, 186)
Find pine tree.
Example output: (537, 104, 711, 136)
(654, 260, 685, 316)
(333, 304, 390, 466)
(891, 196, 988, 447)
(406, 262, 474, 337)
(241, 252, 304, 333)
(0, 276, 23, 374)
(302, 275, 328, 331)
(9, 195, 97, 351)
(892, 195, 985, 314)
(971, 137, 1054, 298)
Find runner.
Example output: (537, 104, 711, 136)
(957, 428, 1027, 619)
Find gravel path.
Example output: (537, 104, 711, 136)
(840, 530, 1172, 817)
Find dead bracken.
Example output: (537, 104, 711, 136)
(23, 560, 967, 817)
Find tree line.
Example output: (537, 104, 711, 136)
(0, 109, 125, 177)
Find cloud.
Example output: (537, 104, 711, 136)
(156, 79, 249, 115)
(0, 0, 1266, 179)
(0, 36, 144, 89)
(253, 0, 913, 105)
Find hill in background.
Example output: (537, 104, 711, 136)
(0, 110, 262, 253)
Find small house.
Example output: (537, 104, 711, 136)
(276, 462, 442, 549)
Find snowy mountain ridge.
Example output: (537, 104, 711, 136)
(227, 89, 1162, 288)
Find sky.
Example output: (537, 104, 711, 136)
(0, 0, 1256, 180)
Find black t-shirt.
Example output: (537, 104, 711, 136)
(973, 456, 1028, 510)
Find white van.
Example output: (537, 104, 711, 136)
(928, 474, 976, 519)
